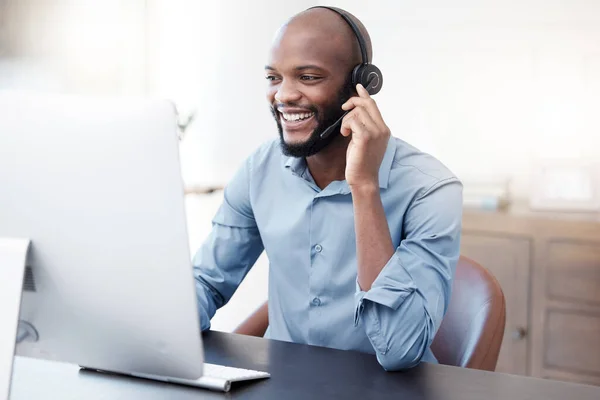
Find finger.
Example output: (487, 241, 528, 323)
(340, 108, 378, 138)
(340, 113, 359, 137)
(356, 83, 370, 99)
(341, 116, 372, 139)
(341, 97, 357, 111)
(342, 97, 369, 110)
(353, 106, 379, 133)
(341, 97, 384, 127)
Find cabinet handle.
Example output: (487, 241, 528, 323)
(512, 327, 527, 340)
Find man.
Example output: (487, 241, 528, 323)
(192, 6, 463, 371)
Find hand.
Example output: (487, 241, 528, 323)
(340, 83, 391, 190)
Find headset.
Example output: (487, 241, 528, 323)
(306, 6, 384, 139)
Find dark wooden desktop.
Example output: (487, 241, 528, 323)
(8, 331, 600, 399)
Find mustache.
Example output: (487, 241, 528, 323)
(271, 103, 319, 113)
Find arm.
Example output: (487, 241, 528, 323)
(192, 158, 264, 331)
(233, 302, 269, 337)
(340, 84, 462, 371)
(352, 182, 395, 291)
(340, 83, 396, 293)
(353, 180, 462, 371)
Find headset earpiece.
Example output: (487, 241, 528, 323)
(352, 64, 383, 95)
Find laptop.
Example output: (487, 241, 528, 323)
(0, 90, 269, 395)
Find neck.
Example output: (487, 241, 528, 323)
(306, 135, 350, 190)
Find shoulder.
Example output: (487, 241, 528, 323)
(218, 138, 282, 218)
(388, 136, 462, 198)
(242, 138, 283, 176)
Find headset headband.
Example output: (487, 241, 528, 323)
(307, 6, 369, 64)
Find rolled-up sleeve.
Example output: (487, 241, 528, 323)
(354, 178, 463, 371)
(192, 158, 264, 331)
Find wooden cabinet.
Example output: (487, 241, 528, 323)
(462, 203, 600, 386)
(532, 239, 600, 386)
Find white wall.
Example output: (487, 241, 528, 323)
(0, 0, 148, 95)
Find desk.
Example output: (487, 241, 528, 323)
(9, 331, 600, 399)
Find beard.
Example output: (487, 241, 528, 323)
(271, 81, 353, 158)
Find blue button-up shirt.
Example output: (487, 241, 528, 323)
(192, 136, 463, 371)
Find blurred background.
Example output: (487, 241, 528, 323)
(1, 0, 599, 386)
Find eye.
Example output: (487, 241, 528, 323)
(300, 75, 321, 81)
(265, 75, 280, 81)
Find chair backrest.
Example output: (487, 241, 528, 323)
(430, 256, 506, 371)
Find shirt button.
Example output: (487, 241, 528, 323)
(312, 297, 321, 306)
(315, 244, 322, 253)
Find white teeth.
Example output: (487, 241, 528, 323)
(281, 112, 313, 122)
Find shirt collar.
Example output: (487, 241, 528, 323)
(284, 154, 305, 175)
(284, 137, 397, 190)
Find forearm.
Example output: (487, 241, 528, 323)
(234, 302, 269, 337)
(351, 183, 395, 291)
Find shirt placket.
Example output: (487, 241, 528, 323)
(307, 194, 324, 345)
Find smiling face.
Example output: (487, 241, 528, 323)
(265, 9, 362, 158)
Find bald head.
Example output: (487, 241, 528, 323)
(270, 7, 372, 71)
(286, 7, 372, 64)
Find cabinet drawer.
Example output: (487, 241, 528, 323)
(545, 309, 600, 377)
(546, 240, 600, 306)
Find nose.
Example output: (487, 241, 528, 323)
(274, 79, 302, 104)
